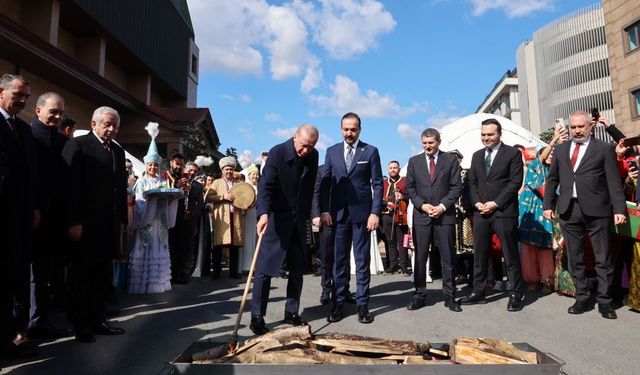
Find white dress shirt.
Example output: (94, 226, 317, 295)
(570, 136, 591, 198)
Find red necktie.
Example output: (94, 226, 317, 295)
(429, 155, 436, 182)
(570, 143, 580, 169)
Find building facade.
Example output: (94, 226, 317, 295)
(476, 69, 521, 127)
(517, 3, 615, 135)
(0, 0, 221, 160)
(603, 0, 640, 136)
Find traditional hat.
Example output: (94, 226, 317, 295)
(219, 156, 237, 170)
(143, 122, 162, 164)
(245, 165, 259, 175)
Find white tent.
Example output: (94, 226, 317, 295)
(439, 113, 546, 169)
(400, 113, 546, 175)
(73, 129, 145, 176)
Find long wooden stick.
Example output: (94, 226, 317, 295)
(228, 232, 264, 352)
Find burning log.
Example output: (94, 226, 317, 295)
(449, 337, 538, 365)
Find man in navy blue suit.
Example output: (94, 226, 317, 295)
(249, 124, 319, 335)
(320, 112, 383, 324)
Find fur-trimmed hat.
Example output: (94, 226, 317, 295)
(219, 156, 237, 170)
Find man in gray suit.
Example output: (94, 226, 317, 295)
(543, 111, 626, 319)
(405, 128, 463, 312)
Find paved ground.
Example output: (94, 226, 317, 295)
(1, 272, 639, 375)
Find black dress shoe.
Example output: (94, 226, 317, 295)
(444, 297, 462, 312)
(383, 267, 398, 275)
(507, 292, 524, 312)
(401, 268, 412, 277)
(0, 341, 38, 358)
(250, 315, 269, 335)
(598, 304, 617, 319)
(407, 297, 426, 311)
(568, 301, 593, 315)
(357, 305, 374, 324)
(284, 312, 307, 326)
(327, 305, 345, 323)
(345, 292, 357, 304)
(92, 322, 125, 335)
(230, 272, 242, 279)
(459, 291, 486, 305)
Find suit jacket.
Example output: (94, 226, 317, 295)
(310, 165, 325, 220)
(0, 115, 38, 249)
(62, 133, 128, 258)
(468, 142, 523, 218)
(31, 118, 69, 219)
(543, 137, 626, 217)
(256, 138, 318, 276)
(319, 140, 383, 223)
(406, 151, 462, 225)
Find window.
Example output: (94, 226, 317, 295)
(632, 89, 640, 118)
(191, 54, 199, 77)
(626, 20, 640, 52)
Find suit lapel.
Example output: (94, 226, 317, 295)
(575, 139, 594, 173)
(431, 152, 445, 185)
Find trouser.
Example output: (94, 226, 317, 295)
(560, 199, 613, 305)
(382, 214, 408, 270)
(67, 255, 112, 331)
(212, 246, 239, 276)
(333, 210, 370, 306)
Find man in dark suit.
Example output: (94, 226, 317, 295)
(543, 111, 626, 319)
(62, 106, 128, 343)
(165, 154, 203, 284)
(249, 124, 319, 335)
(0, 74, 39, 358)
(311, 165, 355, 306)
(405, 128, 463, 312)
(460, 118, 524, 311)
(27, 92, 72, 340)
(320, 112, 383, 324)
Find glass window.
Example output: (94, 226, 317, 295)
(633, 89, 640, 118)
(626, 21, 640, 52)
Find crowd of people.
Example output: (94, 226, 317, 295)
(2, 72, 639, 360)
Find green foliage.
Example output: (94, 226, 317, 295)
(539, 128, 555, 144)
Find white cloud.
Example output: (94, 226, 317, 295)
(315, 133, 334, 151)
(270, 127, 297, 139)
(427, 113, 461, 128)
(310, 0, 396, 59)
(220, 94, 235, 101)
(189, 0, 394, 93)
(240, 94, 252, 102)
(238, 149, 255, 169)
(470, 0, 554, 18)
(396, 123, 421, 141)
(309, 75, 427, 118)
(264, 113, 288, 124)
(238, 127, 255, 140)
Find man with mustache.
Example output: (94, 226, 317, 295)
(543, 111, 627, 319)
(320, 112, 383, 324)
(0, 74, 39, 358)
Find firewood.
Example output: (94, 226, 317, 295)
(245, 325, 312, 346)
(220, 339, 282, 363)
(449, 337, 538, 365)
(313, 338, 419, 356)
(191, 344, 228, 362)
(255, 347, 394, 365)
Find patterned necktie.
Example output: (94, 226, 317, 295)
(485, 148, 493, 175)
(570, 142, 581, 169)
(103, 140, 112, 155)
(346, 145, 354, 170)
(429, 155, 436, 182)
(6, 117, 16, 133)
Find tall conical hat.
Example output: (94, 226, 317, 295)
(143, 122, 162, 164)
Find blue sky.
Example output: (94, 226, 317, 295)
(188, 0, 591, 168)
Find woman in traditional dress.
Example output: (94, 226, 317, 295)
(128, 123, 178, 294)
(206, 156, 246, 279)
(239, 165, 259, 273)
(518, 126, 566, 292)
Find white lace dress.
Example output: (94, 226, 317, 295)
(128, 175, 178, 294)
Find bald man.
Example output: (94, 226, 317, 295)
(250, 125, 319, 335)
